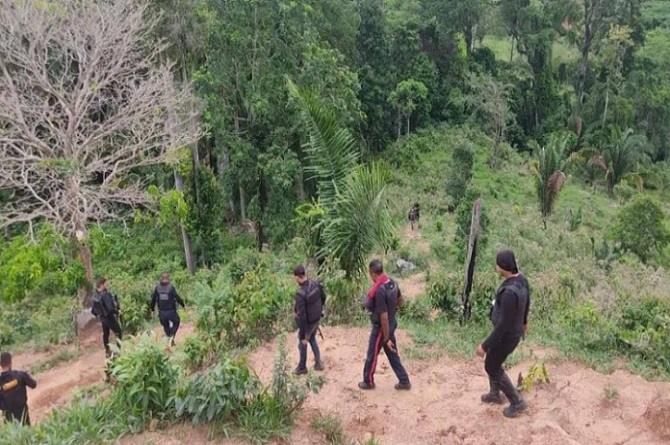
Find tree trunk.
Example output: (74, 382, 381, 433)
(75, 224, 94, 307)
(603, 86, 610, 124)
(578, 9, 592, 105)
(397, 115, 402, 140)
(239, 182, 247, 221)
(406, 114, 411, 135)
(461, 198, 482, 324)
(510, 37, 515, 62)
(174, 170, 196, 275)
(217, 148, 236, 222)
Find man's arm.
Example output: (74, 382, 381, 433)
(481, 289, 515, 352)
(172, 288, 186, 308)
(22, 372, 37, 389)
(397, 288, 404, 308)
(295, 292, 308, 340)
(150, 289, 158, 312)
(102, 293, 117, 316)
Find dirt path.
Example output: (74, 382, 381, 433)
(8, 321, 197, 423)
(121, 326, 670, 445)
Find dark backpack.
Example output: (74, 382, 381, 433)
(299, 280, 325, 324)
(91, 293, 103, 318)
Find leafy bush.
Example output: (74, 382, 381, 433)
(0, 227, 85, 303)
(611, 195, 670, 263)
(30, 296, 79, 345)
(177, 335, 216, 371)
(399, 294, 433, 321)
(174, 358, 261, 425)
(561, 301, 618, 351)
(109, 333, 178, 420)
(194, 263, 291, 347)
(446, 139, 474, 207)
(109, 277, 155, 335)
(237, 335, 325, 443)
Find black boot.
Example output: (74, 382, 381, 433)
(481, 377, 505, 404)
(498, 373, 527, 418)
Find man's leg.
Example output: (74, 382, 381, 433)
(361, 325, 383, 388)
(383, 322, 410, 388)
(169, 311, 181, 338)
(102, 320, 111, 355)
(308, 324, 322, 370)
(21, 407, 30, 426)
(484, 336, 526, 418)
(295, 330, 308, 374)
(158, 311, 171, 337)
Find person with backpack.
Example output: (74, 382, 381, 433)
(476, 249, 530, 418)
(150, 272, 185, 347)
(359, 259, 411, 391)
(92, 276, 123, 357)
(0, 352, 37, 425)
(292, 265, 326, 375)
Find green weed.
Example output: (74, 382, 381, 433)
(31, 348, 81, 374)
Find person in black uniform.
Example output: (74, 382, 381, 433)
(359, 259, 411, 391)
(150, 272, 185, 347)
(0, 352, 37, 425)
(92, 277, 123, 357)
(292, 265, 326, 375)
(477, 249, 530, 418)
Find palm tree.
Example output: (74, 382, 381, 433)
(534, 137, 567, 229)
(287, 78, 393, 278)
(588, 127, 646, 197)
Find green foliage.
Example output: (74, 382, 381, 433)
(446, 139, 475, 207)
(533, 135, 567, 227)
(0, 296, 78, 348)
(323, 162, 395, 278)
(389, 79, 430, 136)
(176, 335, 216, 371)
(399, 294, 433, 321)
(194, 264, 291, 347)
(518, 362, 550, 392)
(109, 333, 179, 420)
(237, 335, 325, 444)
(0, 227, 85, 303)
(611, 195, 670, 263)
(174, 358, 261, 425)
(310, 413, 348, 445)
(589, 128, 647, 196)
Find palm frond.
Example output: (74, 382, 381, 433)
(286, 77, 360, 206)
(535, 139, 568, 225)
(588, 155, 608, 171)
(320, 162, 394, 278)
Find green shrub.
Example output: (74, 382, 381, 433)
(611, 195, 670, 263)
(194, 263, 291, 347)
(30, 296, 78, 345)
(446, 139, 475, 207)
(177, 335, 216, 371)
(400, 294, 433, 321)
(109, 333, 179, 420)
(174, 358, 261, 425)
(237, 335, 325, 443)
(561, 301, 618, 351)
(0, 226, 85, 303)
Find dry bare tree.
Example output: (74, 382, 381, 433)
(0, 0, 199, 304)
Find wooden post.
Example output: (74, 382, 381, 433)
(461, 198, 482, 323)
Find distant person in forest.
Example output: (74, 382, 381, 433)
(292, 265, 326, 375)
(359, 259, 411, 391)
(92, 276, 123, 357)
(0, 352, 37, 425)
(476, 249, 530, 418)
(408, 203, 420, 231)
(150, 272, 186, 347)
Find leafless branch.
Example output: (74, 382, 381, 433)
(0, 0, 200, 237)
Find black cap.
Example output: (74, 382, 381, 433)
(293, 265, 306, 277)
(496, 250, 518, 274)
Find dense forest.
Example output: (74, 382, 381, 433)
(1, 0, 670, 443)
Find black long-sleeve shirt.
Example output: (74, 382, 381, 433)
(294, 280, 325, 340)
(95, 289, 120, 318)
(0, 370, 36, 420)
(150, 284, 185, 312)
(482, 275, 530, 352)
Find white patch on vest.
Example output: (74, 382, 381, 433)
(159, 292, 169, 301)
